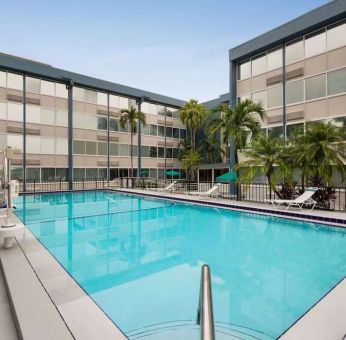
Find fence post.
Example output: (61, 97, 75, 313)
(33, 179, 36, 193)
(95, 178, 97, 189)
(60, 178, 62, 191)
(83, 178, 85, 190)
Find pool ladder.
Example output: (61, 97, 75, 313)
(196, 264, 215, 340)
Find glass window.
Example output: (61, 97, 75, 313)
(268, 126, 283, 138)
(7, 73, 23, 90)
(109, 118, 118, 131)
(118, 144, 129, 156)
(158, 126, 165, 137)
(98, 142, 107, 155)
(330, 116, 346, 135)
(251, 90, 267, 109)
(173, 148, 179, 159)
(26, 105, 40, 124)
(286, 38, 304, 64)
(267, 85, 283, 108)
(165, 127, 172, 138)
(74, 87, 84, 102)
(305, 74, 326, 100)
(98, 168, 107, 179)
(26, 168, 40, 180)
(142, 124, 149, 135)
(327, 68, 346, 95)
(41, 80, 55, 96)
(0, 71, 6, 87)
(141, 145, 150, 157)
(84, 114, 97, 130)
(86, 168, 98, 178)
(149, 146, 157, 158)
(109, 143, 118, 156)
(252, 54, 266, 76)
(267, 48, 282, 71)
(149, 104, 158, 115)
(56, 168, 68, 180)
(149, 124, 157, 136)
(41, 138, 55, 154)
(56, 110, 68, 126)
(42, 168, 55, 180)
(109, 94, 119, 108)
(97, 117, 107, 130)
(238, 60, 251, 80)
(40, 108, 55, 125)
(0, 102, 6, 120)
(119, 96, 128, 109)
(327, 21, 346, 51)
(7, 134, 23, 150)
(158, 147, 165, 158)
(56, 83, 68, 98)
(56, 139, 68, 155)
(85, 89, 97, 104)
(286, 79, 304, 105)
(305, 29, 326, 58)
(287, 123, 304, 139)
(166, 148, 173, 158)
(180, 129, 186, 139)
(173, 128, 180, 139)
(73, 168, 85, 179)
(26, 136, 40, 154)
(157, 105, 165, 116)
(97, 92, 107, 106)
(73, 140, 85, 154)
(7, 103, 23, 122)
(172, 110, 180, 119)
(86, 141, 97, 155)
(141, 102, 149, 113)
(26, 77, 40, 93)
(129, 99, 137, 108)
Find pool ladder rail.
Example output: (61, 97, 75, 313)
(196, 264, 216, 340)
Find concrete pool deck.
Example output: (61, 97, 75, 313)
(0, 191, 345, 340)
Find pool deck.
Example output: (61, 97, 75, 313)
(0, 190, 345, 340)
(111, 187, 346, 228)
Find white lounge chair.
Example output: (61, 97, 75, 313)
(155, 181, 177, 193)
(187, 183, 221, 198)
(265, 187, 318, 210)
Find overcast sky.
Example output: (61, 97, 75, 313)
(0, 0, 328, 102)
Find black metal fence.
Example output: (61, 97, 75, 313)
(19, 178, 107, 193)
(118, 178, 346, 212)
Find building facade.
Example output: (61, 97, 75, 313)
(0, 53, 186, 186)
(229, 0, 346, 144)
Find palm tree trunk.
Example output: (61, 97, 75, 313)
(130, 132, 133, 177)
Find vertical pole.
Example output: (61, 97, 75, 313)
(67, 81, 74, 190)
(137, 97, 143, 178)
(282, 44, 287, 142)
(23, 74, 26, 192)
(164, 108, 167, 179)
(107, 92, 110, 183)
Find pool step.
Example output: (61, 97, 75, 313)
(126, 320, 274, 339)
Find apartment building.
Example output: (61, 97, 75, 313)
(229, 0, 346, 142)
(0, 53, 186, 186)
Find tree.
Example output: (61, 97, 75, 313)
(180, 99, 207, 149)
(236, 133, 291, 197)
(208, 99, 265, 171)
(198, 138, 224, 164)
(182, 149, 202, 181)
(291, 122, 346, 187)
(120, 106, 146, 177)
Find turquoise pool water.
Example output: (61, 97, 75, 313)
(14, 191, 346, 338)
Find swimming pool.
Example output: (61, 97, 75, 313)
(14, 190, 346, 339)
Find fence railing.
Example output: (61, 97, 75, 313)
(18, 178, 107, 193)
(118, 178, 346, 212)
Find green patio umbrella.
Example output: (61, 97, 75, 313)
(216, 170, 238, 183)
(165, 170, 181, 177)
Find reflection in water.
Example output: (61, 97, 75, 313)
(14, 191, 346, 338)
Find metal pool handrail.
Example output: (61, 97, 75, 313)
(196, 264, 215, 340)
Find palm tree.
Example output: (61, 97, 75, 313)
(236, 133, 291, 197)
(180, 99, 207, 149)
(120, 105, 146, 177)
(291, 122, 346, 188)
(177, 138, 192, 161)
(198, 139, 224, 163)
(182, 149, 202, 181)
(208, 99, 265, 170)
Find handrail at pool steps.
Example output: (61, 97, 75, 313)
(196, 264, 215, 340)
